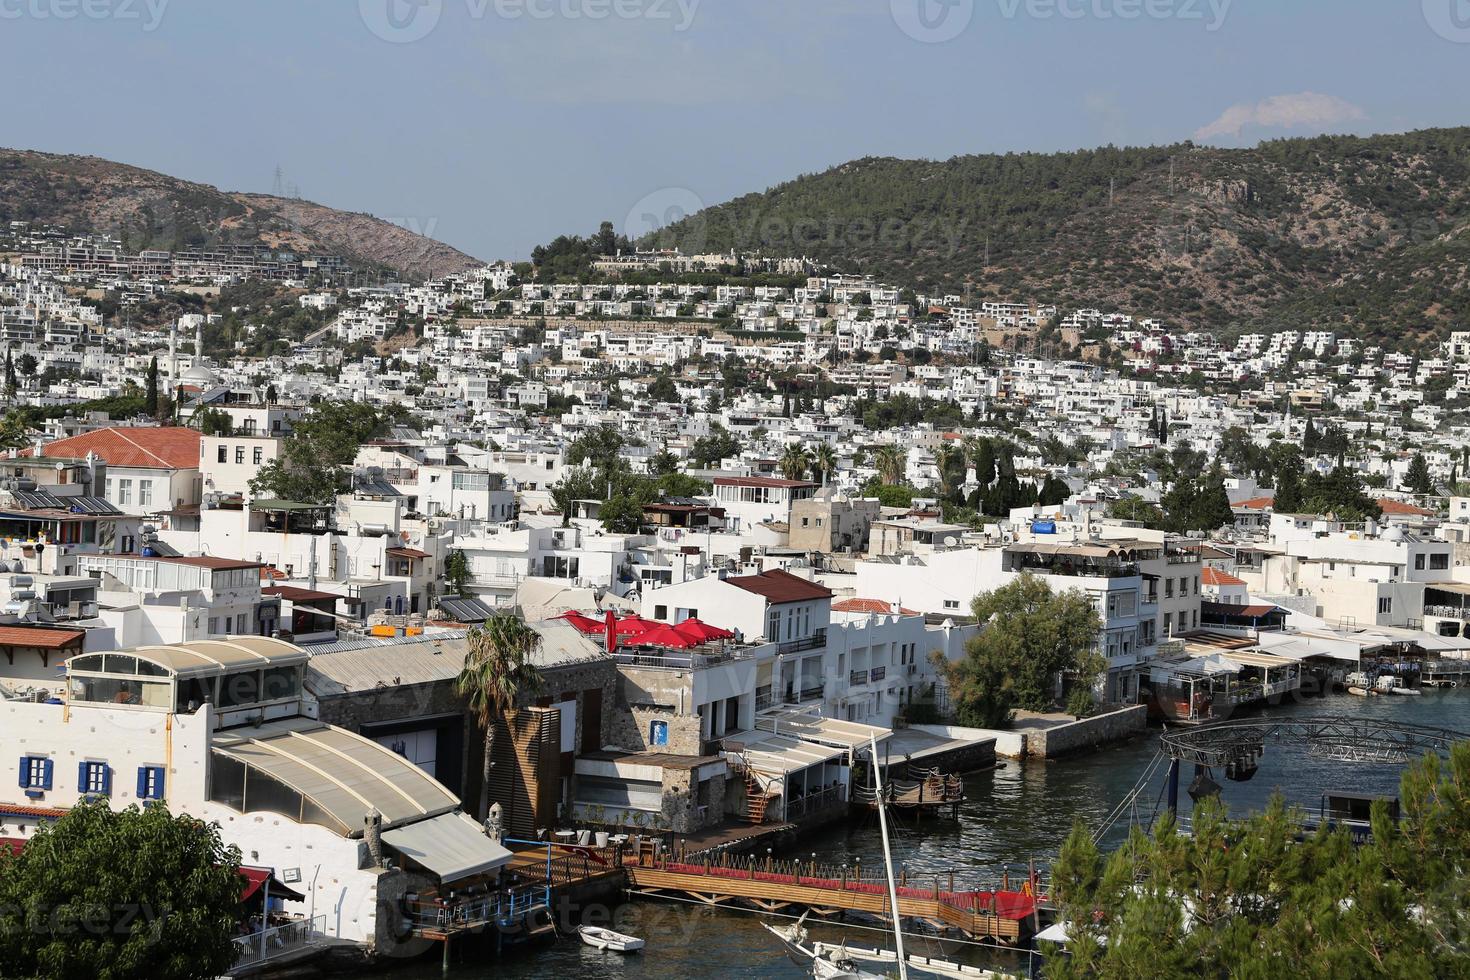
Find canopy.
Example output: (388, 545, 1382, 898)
(239, 867, 307, 904)
(631, 624, 698, 649)
(613, 615, 661, 638)
(382, 812, 512, 883)
(673, 617, 735, 643)
(557, 611, 606, 635)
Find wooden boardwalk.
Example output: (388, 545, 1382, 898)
(625, 855, 1040, 943)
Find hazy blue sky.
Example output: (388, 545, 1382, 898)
(3, 0, 1466, 260)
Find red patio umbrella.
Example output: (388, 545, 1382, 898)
(631, 624, 699, 649)
(613, 614, 662, 638)
(556, 611, 606, 635)
(672, 617, 736, 644)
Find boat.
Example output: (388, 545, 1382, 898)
(577, 925, 645, 952)
(1346, 686, 1377, 697)
(1388, 686, 1422, 696)
(761, 917, 882, 979)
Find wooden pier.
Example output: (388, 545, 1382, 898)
(625, 852, 1040, 943)
(853, 768, 965, 819)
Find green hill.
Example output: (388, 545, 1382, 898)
(641, 128, 1470, 347)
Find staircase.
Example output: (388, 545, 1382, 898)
(731, 753, 776, 824)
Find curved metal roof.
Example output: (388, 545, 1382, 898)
(69, 636, 309, 679)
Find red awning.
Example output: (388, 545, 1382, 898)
(239, 867, 307, 904)
(0, 838, 25, 856)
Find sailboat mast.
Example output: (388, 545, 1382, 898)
(870, 735, 908, 980)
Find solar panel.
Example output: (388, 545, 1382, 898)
(67, 496, 123, 516)
(11, 490, 65, 510)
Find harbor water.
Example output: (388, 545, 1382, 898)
(395, 688, 1469, 979)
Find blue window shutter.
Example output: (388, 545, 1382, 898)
(40, 759, 53, 790)
(153, 767, 165, 798)
(78, 761, 89, 792)
(136, 767, 148, 799)
(101, 765, 112, 797)
(18, 757, 27, 788)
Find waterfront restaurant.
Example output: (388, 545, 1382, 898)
(0, 637, 513, 956)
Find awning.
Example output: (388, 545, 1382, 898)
(239, 867, 307, 904)
(382, 812, 512, 883)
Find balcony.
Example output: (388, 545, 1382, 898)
(849, 669, 868, 686)
(777, 629, 827, 656)
(869, 666, 886, 682)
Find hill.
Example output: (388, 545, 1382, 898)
(0, 149, 481, 279)
(641, 128, 1470, 348)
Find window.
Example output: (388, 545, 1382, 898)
(217, 445, 227, 463)
(19, 755, 52, 791)
(79, 761, 111, 796)
(1431, 553, 1449, 570)
(235, 447, 245, 465)
(1379, 597, 1393, 615)
(136, 766, 165, 801)
(766, 608, 780, 640)
(117, 479, 132, 505)
(1415, 554, 1426, 571)
(138, 481, 152, 508)
(943, 599, 960, 610)
(654, 605, 667, 620)
(253, 447, 264, 465)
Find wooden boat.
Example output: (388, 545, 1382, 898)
(1346, 686, 1376, 697)
(577, 925, 645, 952)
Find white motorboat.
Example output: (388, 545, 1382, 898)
(1388, 686, 1422, 696)
(577, 925, 645, 952)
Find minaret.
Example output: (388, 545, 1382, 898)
(194, 319, 204, 371)
(168, 321, 178, 393)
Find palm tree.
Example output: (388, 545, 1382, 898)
(778, 443, 811, 481)
(934, 444, 962, 499)
(456, 614, 544, 819)
(873, 445, 905, 486)
(811, 443, 838, 486)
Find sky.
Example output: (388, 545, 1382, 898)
(2, 0, 1467, 261)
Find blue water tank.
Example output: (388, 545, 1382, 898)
(141, 546, 157, 557)
(1032, 520, 1057, 534)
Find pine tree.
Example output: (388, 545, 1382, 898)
(1404, 453, 1435, 496)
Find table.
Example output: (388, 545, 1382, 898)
(554, 830, 577, 844)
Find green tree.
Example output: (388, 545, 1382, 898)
(145, 357, 160, 417)
(16, 352, 37, 380)
(1039, 475, 1071, 507)
(933, 444, 964, 500)
(0, 800, 243, 979)
(549, 467, 599, 528)
(938, 575, 1103, 722)
(873, 445, 905, 485)
(810, 443, 838, 486)
(1405, 453, 1435, 495)
(1048, 743, 1470, 978)
(249, 401, 383, 504)
(566, 424, 625, 472)
(444, 549, 471, 597)
(689, 424, 740, 468)
(599, 492, 646, 534)
(778, 443, 811, 481)
(192, 407, 233, 437)
(456, 615, 544, 819)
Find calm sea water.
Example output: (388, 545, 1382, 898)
(393, 689, 1470, 979)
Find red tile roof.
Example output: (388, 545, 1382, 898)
(724, 569, 832, 604)
(1201, 567, 1246, 587)
(1234, 496, 1275, 510)
(1376, 498, 1436, 517)
(0, 804, 67, 819)
(832, 598, 919, 615)
(28, 427, 201, 469)
(0, 626, 85, 650)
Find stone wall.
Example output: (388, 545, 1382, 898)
(1024, 705, 1148, 758)
(525, 657, 618, 753)
(609, 667, 704, 755)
